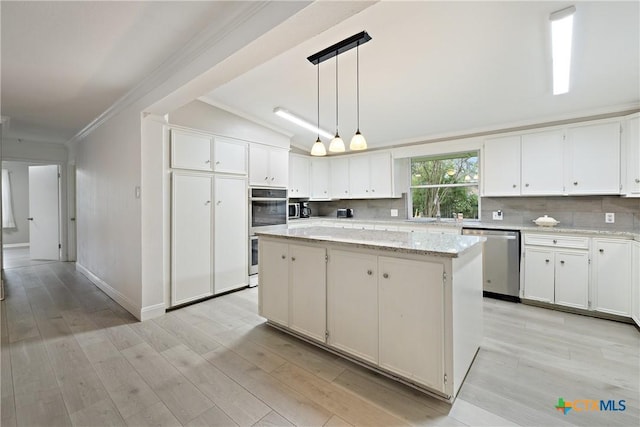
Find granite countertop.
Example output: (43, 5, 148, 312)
(256, 226, 484, 258)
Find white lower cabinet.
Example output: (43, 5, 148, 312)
(554, 250, 589, 309)
(592, 238, 632, 316)
(171, 172, 213, 305)
(523, 247, 555, 303)
(632, 241, 640, 327)
(327, 250, 378, 364)
(258, 240, 289, 326)
(289, 244, 327, 342)
(378, 256, 445, 393)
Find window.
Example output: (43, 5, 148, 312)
(409, 152, 479, 220)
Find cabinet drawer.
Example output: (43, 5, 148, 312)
(524, 233, 589, 249)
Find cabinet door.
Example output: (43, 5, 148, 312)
(624, 115, 640, 194)
(567, 122, 621, 194)
(249, 145, 270, 186)
(214, 137, 247, 175)
(214, 175, 247, 294)
(593, 239, 632, 316)
(269, 148, 289, 188)
(289, 244, 327, 342)
(289, 155, 310, 198)
(330, 158, 350, 198)
(521, 130, 564, 195)
(259, 240, 289, 326)
(310, 158, 330, 199)
(349, 156, 370, 198)
(632, 242, 640, 327)
(369, 152, 393, 197)
(482, 136, 521, 196)
(378, 257, 445, 392)
(554, 250, 589, 309)
(171, 129, 212, 171)
(327, 250, 378, 364)
(171, 173, 213, 306)
(523, 247, 555, 303)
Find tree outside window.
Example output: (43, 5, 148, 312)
(410, 152, 479, 219)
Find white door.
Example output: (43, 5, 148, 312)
(171, 172, 213, 306)
(554, 250, 589, 309)
(289, 244, 326, 342)
(249, 145, 270, 186)
(593, 239, 632, 316)
(258, 239, 289, 326)
(349, 156, 370, 198)
(330, 158, 350, 198)
(214, 175, 247, 294)
(482, 136, 521, 196)
(28, 165, 60, 260)
(269, 148, 289, 188)
(523, 247, 555, 302)
(369, 152, 393, 197)
(170, 129, 213, 171)
(310, 158, 330, 199)
(213, 137, 247, 175)
(521, 130, 564, 195)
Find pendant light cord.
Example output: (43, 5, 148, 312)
(356, 43, 360, 132)
(317, 63, 320, 139)
(335, 54, 339, 135)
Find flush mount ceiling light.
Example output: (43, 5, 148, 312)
(273, 107, 333, 140)
(550, 5, 576, 95)
(307, 31, 372, 155)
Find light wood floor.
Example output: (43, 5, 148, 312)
(1, 262, 638, 427)
(3, 246, 57, 270)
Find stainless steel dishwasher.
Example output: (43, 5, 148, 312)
(462, 228, 520, 301)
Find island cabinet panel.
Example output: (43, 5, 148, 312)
(289, 244, 327, 342)
(327, 250, 379, 364)
(258, 240, 289, 326)
(378, 257, 445, 393)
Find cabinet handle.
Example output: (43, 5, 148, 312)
(291, 257, 296, 261)
(560, 260, 565, 265)
(525, 183, 529, 187)
(215, 161, 220, 165)
(345, 190, 348, 193)
(365, 189, 369, 192)
(635, 178, 640, 183)
(281, 255, 286, 259)
(205, 201, 211, 205)
(205, 160, 211, 164)
(372, 189, 375, 192)
(324, 190, 327, 194)
(383, 273, 389, 279)
(512, 184, 517, 188)
(271, 177, 275, 181)
(573, 181, 578, 186)
(27, 217, 34, 221)
(367, 270, 373, 276)
(599, 248, 604, 253)
(265, 176, 269, 180)
(216, 201, 222, 205)
(553, 239, 557, 244)
(545, 259, 550, 263)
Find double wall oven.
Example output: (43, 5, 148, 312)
(249, 188, 287, 276)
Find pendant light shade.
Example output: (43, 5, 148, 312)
(350, 43, 367, 151)
(310, 57, 327, 156)
(350, 131, 367, 150)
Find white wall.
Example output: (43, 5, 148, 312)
(169, 100, 290, 148)
(2, 161, 33, 245)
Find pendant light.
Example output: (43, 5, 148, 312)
(350, 43, 367, 150)
(329, 54, 345, 153)
(310, 63, 327, 156)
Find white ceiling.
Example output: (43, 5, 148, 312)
(204, 1, 640, 152)
(0, 1, 250, 143)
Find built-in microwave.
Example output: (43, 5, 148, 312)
(288, 203, 300, 219)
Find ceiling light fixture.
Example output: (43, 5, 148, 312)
(273, 107, 333, 140)
(310, 64, 327, 156)
(307, 31, 372, 155)
(550, 5, 576, 95)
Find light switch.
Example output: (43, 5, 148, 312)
(605, 212, 615, 223)
(492, 210, 503, 221)
(390, 209, 398, 217)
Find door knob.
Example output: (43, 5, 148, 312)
(27, 217, 34, 221)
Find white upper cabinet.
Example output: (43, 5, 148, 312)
(348, 152, 394, 199)
(521, 129, 565, 195)
(566, 121, 621, 195)
(213, 137, 247, 175)
(289, 154, 310, 198)
(622, 114, 640, 196)
(310, 158, 330, 200)
(348, 156, 371, 198)
(249, 144, 289, 188)
(171, 129, 213, 171)
(330, 157, 350, 199)
(482, 135, 521, 196)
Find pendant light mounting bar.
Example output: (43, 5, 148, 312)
(307, 31, 372, 65)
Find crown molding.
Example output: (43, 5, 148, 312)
(66, 2, 272, 148)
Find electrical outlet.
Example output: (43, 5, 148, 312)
(605, 212, 615, 223)
(492, 210, 503, 221)
(390, 209, 398, 217)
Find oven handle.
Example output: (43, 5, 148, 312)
(250, 198, 288, 202)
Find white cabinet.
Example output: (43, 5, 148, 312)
(378, 256, 445, 393)
(289, 244, 327, 342)
(566, 121, 621, 195)
(482, 135, 521, 196)
(310, 158, 330, 200)
(522, 234, 589, 309)
(348, 155, 370, 198)
(171, 129, 213, 171)
(289, 154, 310, 198)
(213, 137, 247, 175)
(622, 114, 640, 195)
(330, 157, 350, 198)
(327, 250, 378, 364)
(171, 172, 213, 305)
(632, 241, 640, 327)
(521, 130, 564, 195)
(259, 240, 289, 326)
(592, 238, 632, 316)
(249, 144, 289, 187)
(214, 175, 247, 294)
(348, 152, 393, 198)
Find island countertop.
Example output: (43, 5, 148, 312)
(256, 226, 484, 258)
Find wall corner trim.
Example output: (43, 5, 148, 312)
(140, 303, 166, 321)
(75, 262, 142, 321)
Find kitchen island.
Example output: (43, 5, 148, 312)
(257, 226, 484, 402)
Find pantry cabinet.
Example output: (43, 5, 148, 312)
(171, 129, 213, 171)
(310, 158, 330, 199)
(592, 238, 632, 316)
(289, 154, 310, 198)
(521, 130, 564, 195)
(482, 135, 521, 196)
(249, 144, 288, 187)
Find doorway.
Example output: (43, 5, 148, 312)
(2, 161, 62, 269)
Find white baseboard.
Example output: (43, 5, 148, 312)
(75, 262, 142, 321)
(140, 303, 166, 321)
(3, 243, 29, 249)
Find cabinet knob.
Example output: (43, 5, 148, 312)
(265, 176, 269, 180)
(525, 183, 529, 187)
(573, 181, 578, 186)
(512, 184, 517, 188)
(205, 201, 211, 205)
(324, 190, 327, 194)
(367, 270, 373, 276)
(271, 177, 275, 181)
(27, 217, 34, 221)
(553, 239, 557, 244)
(365, 189, 369, 192)
(560, 260, 565, 265)
(545, 259, 550, 263)
(205, 160, 211, 164)
(345, 190, 348, 193)
(635, 178, 640, 183)
(215, 161, 220, 165)
(372, 189, 375, 192)
(599, 248, 604, 253)
(281, 255, 286, 259)
(216, 201, 222, 205)
(383, 273, 389, 279)
(291, 257, 296, 261)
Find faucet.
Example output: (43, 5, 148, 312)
(434, 194, 441, 222)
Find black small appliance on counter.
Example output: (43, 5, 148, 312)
(336, 208, 354, 218)
(299, 202, 311, 218)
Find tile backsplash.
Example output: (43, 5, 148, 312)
(307, 194, 408, 220)
(481, 196, 640, 230)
